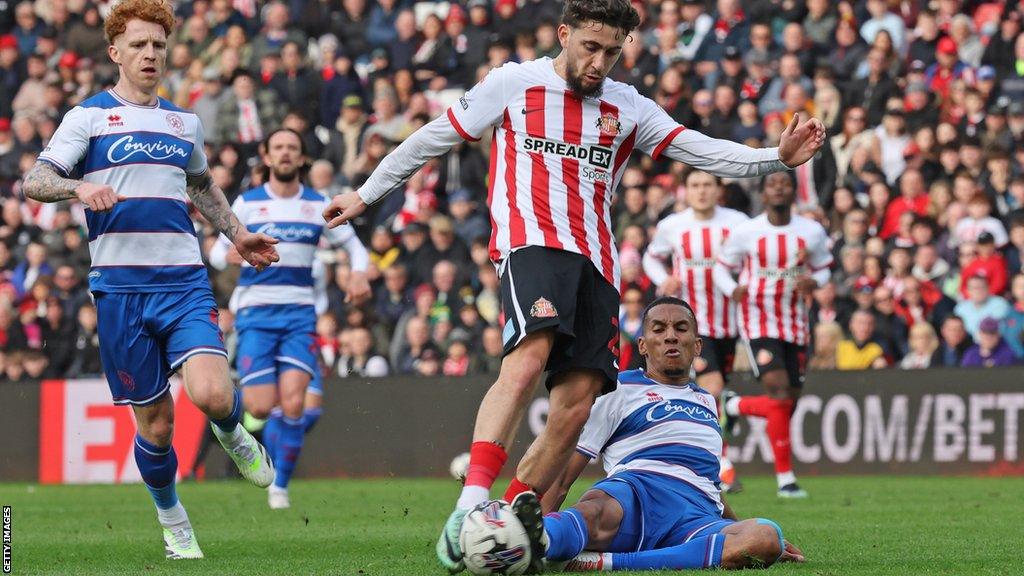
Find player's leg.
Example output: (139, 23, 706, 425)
(303, 377, 324, 433)
(438, 247, 566, 572)
(723, 339, 802, 496)
(266, 367, 312, 508)
(542, 487, 632, 568)
(508, 263, 619, 574)
(164, 291, 274, 487)
(694, 338, 741, 493)
(94, 292, 202, 559)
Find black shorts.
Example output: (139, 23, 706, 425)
(694, 337, 737, 378)
(746, 338, 807, 388)
(500, 246, 619, 394)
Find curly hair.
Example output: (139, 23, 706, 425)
(562, 0, 641, 34)
(104, 0, 175, 43)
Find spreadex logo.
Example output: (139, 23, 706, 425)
(522, 136, 612, 169)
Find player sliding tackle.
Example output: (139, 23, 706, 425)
(23, 0, 278, 560)
(322, 0, 825, 571)
(538, 298, 805, 572)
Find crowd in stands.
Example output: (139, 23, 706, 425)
(1, 0, 1024, 382)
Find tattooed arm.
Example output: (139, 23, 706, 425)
(22, 161, 125, 210)
(186, 169, 280, 270)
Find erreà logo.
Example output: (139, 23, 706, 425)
(522, 136, 612, 169)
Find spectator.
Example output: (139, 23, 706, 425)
(809, 281, 853, 333)
(250, 2, 307, 65)
(955, 195, 1008, 249)
(809, 321, 843, 370)
(901, 321, 940, 369)
(396, 316, 440, 375)
(1001, 273, 1024, 359)
(39, 295, 73, 374)
(315, 312, 341, 376)
(217, 69, 283, 152)
(67, 303, 101, 377)
(837, 310, 889, 369)
(936, 315, 973, 367)
(880, 169, 929, 239)
(962, 317, 1018, 367)
(338, 326, 389, 377)
(448, 189, 489, 248)
(10, 241, 51, 299)
(895, 276, 956, 329)
(955, 274, 1011, 338)
(268, 41, 320, 126)
(959, 232, 1008, 298)
(443, 336, 471, 377)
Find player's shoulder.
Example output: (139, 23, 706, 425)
(616, 369, 658, 387)
(656, 209, 692, 228)
(717, 206, 750, 223)
(791, 214, 829, 235)
(78, 90, 122, 110)
(157, 97, 197, 117)
(300, 186, 328, 203)
(240, 186, 271, 202)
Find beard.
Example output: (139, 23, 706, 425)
(565, 57, 604, 98)
(272, 166, 300, 182)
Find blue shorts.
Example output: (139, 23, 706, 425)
(235, 305, 320, 393)
(95, 289, 227, 406)
(591, 471, 734, 552)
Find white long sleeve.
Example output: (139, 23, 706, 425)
(712, 261, 739, 297)
(341, 232, 370, 272)
(208, 237, 231, 270)
(812, 267, 831, 288)
(642, 250, 671, 286)
(661, 129, 788, 178)
(356, 114, 463, 205)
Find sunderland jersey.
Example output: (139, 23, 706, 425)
(576, 369, 724, 511)
(216, 185, 369, 312)
(443, 58, 782, 291)
(646, 207, 749, 338)
(716, 214, 832, 345)
(38, 90, 209, 292)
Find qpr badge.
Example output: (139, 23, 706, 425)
(165, 112, 185, 136)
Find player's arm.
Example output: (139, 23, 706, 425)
(642, 222, 681, 296)
(186, 170, 278, 271)
(24, 107, 125, 211)
(796, 225, 834, 295)
(541, 451, 591, 514)
(637, 97, 825, 176)
(325, 222, 372, 303)
(325, 65, 510, 228)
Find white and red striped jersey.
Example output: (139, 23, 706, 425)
(645, 207, 749, 338)
(714, 214, 832, 345)
(355, 57, 788, 292)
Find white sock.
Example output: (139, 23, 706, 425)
(725, 395, 742, 417)
(456, 485, 490, 511)
(157, 502, 189, 528)
(776, 471, 797, 488)
(212, 423, 245, 447)
(269, 485, 288, 495)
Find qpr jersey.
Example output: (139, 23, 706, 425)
(715, 214, 832, 345)
(38, 90, 209, 293)
(576, 369, 724, 511)
(357, 57, 786, 293)
(212, 185, 369, 313)
(646, 207, 749, 338)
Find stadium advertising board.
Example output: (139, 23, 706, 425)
(36, 379, 206, 484)
(7, 369, 1023, 483)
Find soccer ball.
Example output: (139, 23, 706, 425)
(460, 500, 532, 575)
(450, 452, 471, 482)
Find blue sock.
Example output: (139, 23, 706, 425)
(303, 407, 322, 433)
(263, 412, 283, 464)
(273, 416, 305, 489)
(543, 509, 588, 561)
(134, 435, 179, 510)
(611, 533, 726, 570)
(211, 388, 242, 433)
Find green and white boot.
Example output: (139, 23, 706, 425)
(436, 508, 468, 573)
(163, 524, 203, 559)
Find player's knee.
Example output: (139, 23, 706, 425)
(722, 521, 783, 569)
(192, 385, 235, 417)
(139, 419, 174, 446)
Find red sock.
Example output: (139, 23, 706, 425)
(503, 477, 544, 503)
(765, 399, 795, 474)
(465, 441, 508, 490)
(738, 395, 775, 418)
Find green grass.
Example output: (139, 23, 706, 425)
(2, 476, 1023, 575)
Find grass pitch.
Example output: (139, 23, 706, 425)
(1, 475, 1021, 575)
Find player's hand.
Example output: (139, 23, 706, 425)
(225, 245, 243, 266)
(795, 275, 818, 296)
(732, 285, 748, 301)
(76, 182, 128, 212)
(324, 190, 368, 229)
(779, 540, 805, 563)
(659, 277, 683, 297)
(234, 230, 279, 272)
(345, 270, 372, 304)
(778, 113, 826, 168)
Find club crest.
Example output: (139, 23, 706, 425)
(595, 113, 621, 137)
(530, 297, 557, 318)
